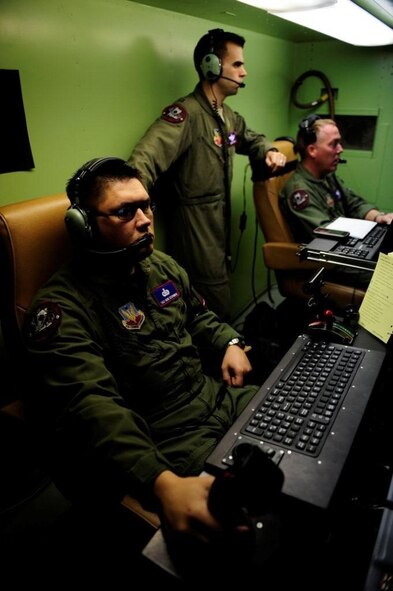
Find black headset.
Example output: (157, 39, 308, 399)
(200, 28, 224, 82)
(64, 157, 125, 244)
(298, 114, 322, 144)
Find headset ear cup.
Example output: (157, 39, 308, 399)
(64, 205, 93, 244)
(65, 156, 126, 245)
(200, 53, 222, 81)
(299, 114, 321, 143)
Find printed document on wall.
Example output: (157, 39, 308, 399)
(359, 252, 393, 343)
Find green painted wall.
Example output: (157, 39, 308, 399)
(291, 42, 393, 214)
(1, 0, 393, 317)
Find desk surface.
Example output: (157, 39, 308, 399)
(354, 326, 387, 352)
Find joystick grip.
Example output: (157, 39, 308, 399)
(208, 443, 284, 526)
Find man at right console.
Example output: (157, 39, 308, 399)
(280, 115, 393, 287)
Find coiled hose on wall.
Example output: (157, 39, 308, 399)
(290, 69, 335, 118)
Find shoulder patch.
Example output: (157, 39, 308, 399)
(161, 103, 187, 124)
(25, 301, 62, 345)
(290, 189, 309, 211)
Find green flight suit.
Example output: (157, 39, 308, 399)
(280, 163, 376, 288)
(129, 83, 274, 320)
(280, 162, 375, 243)
(23, 249, 258, 507)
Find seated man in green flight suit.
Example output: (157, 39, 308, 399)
(280, 115, 393, 289)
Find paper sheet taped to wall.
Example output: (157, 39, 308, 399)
(359, 252, 393, 343)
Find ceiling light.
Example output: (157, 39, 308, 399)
(237, 0, 393, 46)
(237, 0, 335, 10)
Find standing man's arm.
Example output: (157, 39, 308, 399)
(128, 102, 192, 189)
(232, 111, 287, 174)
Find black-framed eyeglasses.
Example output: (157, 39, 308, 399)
(90, 199, 156, 222)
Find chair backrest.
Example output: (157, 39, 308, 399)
(253, 138, 298, 244)
(0, 193, 71, 355)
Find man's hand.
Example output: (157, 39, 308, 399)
(221, 345, 252, 387)
(265, 149, 287, 173)
(365, 209, 393, 224)
(153, 471, 221, 543)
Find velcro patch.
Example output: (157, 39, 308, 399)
(326, 195, 335, 208)
(227, 130, 238, 146)
(26, 301, 62, 345)
(161, 103, 187, 124)
(290, 189, 309, 211)
(213, 128, 222, 147)
(118, 302, 145, 331)
(151, 280, 180, 307)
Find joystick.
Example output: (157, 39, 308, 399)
(208, 442, 284, 526)
(303, 268, 358, 344)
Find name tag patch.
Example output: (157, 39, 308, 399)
(151, 280, 180, 307)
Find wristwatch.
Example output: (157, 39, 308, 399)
(227, 337, 246, 349)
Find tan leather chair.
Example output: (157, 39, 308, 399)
(0, 193, 160, 532)
(253, 138, 366, 310)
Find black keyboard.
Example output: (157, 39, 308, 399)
(299, 223, 390, 272)
(240, 340, 363, 458)
(206, 334, 386, 508)
(333, 225, 387, 259)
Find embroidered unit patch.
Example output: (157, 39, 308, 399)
(26, 301, 62, 344)
(326, 194, 335, 208)
(213, 128, 222, 147)
(118, 302, 145, 330)
(161, 103, 187, 124)
(227, 130, 237, 146)
(290, 189, 309, 211)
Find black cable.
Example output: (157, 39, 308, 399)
(291, 69, 335, 119)
(232, 163, 249, 272)
(251, 214, 259, 307)
(235, 161, 258, 306)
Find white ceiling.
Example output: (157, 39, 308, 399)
(129, 0, 393, 43)
(128, 0, 329, 42)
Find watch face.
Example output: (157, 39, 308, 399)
(228, 337, 245, 348)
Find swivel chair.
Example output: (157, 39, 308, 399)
(252, 138, 366, 310)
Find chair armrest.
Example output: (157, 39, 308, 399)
(2, 400, 161, 532)
(121, 493, 161, 530)
(263, 242, 321, 271)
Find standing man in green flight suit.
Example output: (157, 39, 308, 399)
(128, 29, 287, 321)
